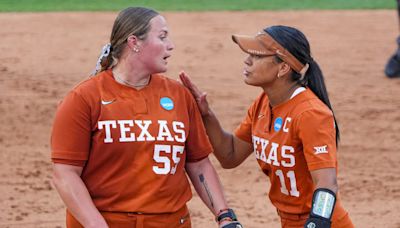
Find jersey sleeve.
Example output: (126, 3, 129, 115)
(185, 93, 213, 162)
(296, 109, 337, 171)
(51, 91, 92, 166)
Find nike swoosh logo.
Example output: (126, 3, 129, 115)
(179, 214, 189, 224)
(101, 99, 115, 105)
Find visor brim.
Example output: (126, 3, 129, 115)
(232, 35, 275, 56)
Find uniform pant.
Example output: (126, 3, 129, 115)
(277, 210, 354, 228)
(66, 205, 191, 228)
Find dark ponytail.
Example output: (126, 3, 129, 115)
(304, 60, 340, 143)
(265, 26, 340, 144)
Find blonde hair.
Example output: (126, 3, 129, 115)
(96, 7, 159, 74)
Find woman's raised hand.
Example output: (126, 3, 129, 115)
(179, 71, 211, 116)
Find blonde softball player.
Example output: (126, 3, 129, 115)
(51, 7, 242, 228)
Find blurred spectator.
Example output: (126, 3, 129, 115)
(385, 0, 400, 78)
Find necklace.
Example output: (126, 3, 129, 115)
(113, 71, 150, 88)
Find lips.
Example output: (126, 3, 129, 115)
(243, 69, 251, 77)
(163, 54, 171, 64)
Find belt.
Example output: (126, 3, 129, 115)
(277, 209, 309, 220)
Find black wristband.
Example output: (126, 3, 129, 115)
(309, 188, 336, 220)
(216, 209, 238, 222)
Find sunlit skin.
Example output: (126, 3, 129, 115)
(242, 54, 299, 107)
(242, 54, 280, 86)
(112, 15, 175, 88)
(135, 15, 175, 74)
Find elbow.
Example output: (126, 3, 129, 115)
(219, 160, 240, 169)
(52, 168, 63, 191)
(217, 150, 242, 169)
(51, 164, 72, 191)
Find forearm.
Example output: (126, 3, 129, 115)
(314, 177, 338, 194)
(305, 168, 339, 227)
(52, 165, 107, 228)
(186, 157, 228, 215)
(311, 168, 338, 193)
(202, 110, 235, 165)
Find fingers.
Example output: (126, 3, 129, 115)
(179, 71, 193, 90)
(178, 71, 202, 97)
(200, 92, 208, 103)
(178, 72, 211, 116)
(178, 71, 188, 86)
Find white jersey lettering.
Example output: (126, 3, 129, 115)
(252, 136, 260, 159)
(153, 144, 171, 174)
(281, 145, 295, 167)
(283, 117, 291, 133)
(173, 121, 186, 142)
(314, 145, 328, 154)
(118, 120, 135, 142)
(252, 135, 297, 168)
(157, 120, 174, 141)
(135, 120, 155, 141)
(259, 138, 269, 162)
(266, 142, 280, 166)
(98, 119, 187, 143)
(98, 120, 117, 143)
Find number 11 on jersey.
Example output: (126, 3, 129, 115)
(275, 170, 300, 197)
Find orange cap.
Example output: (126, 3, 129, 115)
(232, 32, 309, 76)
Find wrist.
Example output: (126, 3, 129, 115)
(219, 218, 233, 226)
(216, 208, 229, 216)
(215, 208, 237, 224)
(310, 188, 336, 220)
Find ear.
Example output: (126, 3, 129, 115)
(126, 35, 139, 50)
(278, 62, 291, 77)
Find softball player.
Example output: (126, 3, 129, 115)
(51, 7, 242, 228)
(180, 25, 354, 228)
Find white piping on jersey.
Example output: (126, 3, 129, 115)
(290, 87, 306, 100)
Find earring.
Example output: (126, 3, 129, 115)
(133, 46, 139, 53)
(277, 73, 281, 78)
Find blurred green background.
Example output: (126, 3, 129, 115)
(0, 0, 396, 12)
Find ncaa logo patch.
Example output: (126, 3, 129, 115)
(274, 117, 283, 131)
(160, 97, 174, 110)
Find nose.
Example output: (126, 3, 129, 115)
(167, 39, 175, 51)
(244, 55, 252, 65)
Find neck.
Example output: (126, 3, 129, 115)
(264, 81, 300, 107)
(112, 64, 151, 89)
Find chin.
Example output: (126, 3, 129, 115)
(158, 67, 168, 73)
(158, 63, 168, 72)
(151, 66, 167, 74)
(243, 77, 252, 85)
(244, 78, 258, 87)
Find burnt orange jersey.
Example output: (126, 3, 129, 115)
(51, 70, 212, 213)
(235, 88, 347, 219)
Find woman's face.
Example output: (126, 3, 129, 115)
(242, 54, 280, 86)
(137, 15, 174, 74)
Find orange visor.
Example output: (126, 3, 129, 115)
(232, 32, 309, 76)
